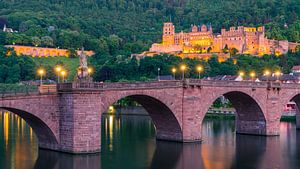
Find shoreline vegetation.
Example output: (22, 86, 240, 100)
(103, 106, 296, 122)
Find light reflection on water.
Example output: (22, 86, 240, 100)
(1, 111, 300, 169)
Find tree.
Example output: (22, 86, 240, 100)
(41, 36, 54, 47)
(229, 48, 239, 56)
(6, 64, 20, 83)
(296, 45, 300, 52)
(67, 48, 77, 58)
(207, 47, 212, 53)
(31, 36, 41, 46)
(222, 44, 229, 54)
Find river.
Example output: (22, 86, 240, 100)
(0, 110, 300, 169)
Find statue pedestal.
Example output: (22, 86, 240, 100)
(75, 67, 93, 83)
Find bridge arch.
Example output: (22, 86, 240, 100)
(282, 93, 300, 129)
(0, 107, 59, 150)
(102, 93, 183, 141)
(200, 90, 267, 136)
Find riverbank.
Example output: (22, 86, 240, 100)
(103, 106, 296, 122)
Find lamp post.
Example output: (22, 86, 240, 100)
(196, 65, 203, 79)
(171, 68, 176, 79)
(264, 70, 271, 82)
(238, 71, 245, 81)
(38, 68, 45, 85)
(275, 70, 281, 82)
(88, 67, 93, 77)
(180, 65, 186, 80)
(55, 66, 62, 83)
(157, 68, 160, 81)
(250, 72, 256, 81)
(61, 70, 66, 83)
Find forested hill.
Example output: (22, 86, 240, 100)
(0, 0, 300, 53)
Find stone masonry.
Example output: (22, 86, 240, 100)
(0, 79, 300, 153)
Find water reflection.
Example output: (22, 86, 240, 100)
(0, 112, 38, 169)
(1, 111, 300, 169)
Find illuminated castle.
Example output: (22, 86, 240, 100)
(144, 22, 300, 59)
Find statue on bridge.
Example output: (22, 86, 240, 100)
(76, 47, 92, 82)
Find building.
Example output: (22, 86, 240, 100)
(5, 45, 94, 57)
(2, 24, 16, 33)
(144, 22, 300, 59)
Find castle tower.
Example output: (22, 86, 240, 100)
(162, 22, 175, 45)
(191, 24, 198, 32)
(201, 24, 207, 32)
(209, 23, 213, 33)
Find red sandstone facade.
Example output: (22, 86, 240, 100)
(4, 45, 94, 57)
(145, 22, 300, 58)
(1, 80, 300, 153)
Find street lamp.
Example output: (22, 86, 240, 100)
(180, 65, 186, 80)
(88, 67, 93, 76)
(61, 70, 66, 83)
(250, 71, 256, 81)
(238, 71, 245, 81)
(171, 68, 176, 79)
(275, 70, 281, 82)
(196, 65, 203, 79)
(157, 68, 160, 81)
(264, 70, 271, 82)
(55, 65, 62, 83)
(37, 68, 45, 85)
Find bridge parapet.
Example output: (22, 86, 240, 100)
(57, 80, 183, 91)
(186, 79, 269, 88)
(56, 78, 300, 92)
(0, 85, 38, 97)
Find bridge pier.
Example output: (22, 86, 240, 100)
(59, 92, 102, 154)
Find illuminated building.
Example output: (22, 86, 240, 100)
(137, 22, 300, 60)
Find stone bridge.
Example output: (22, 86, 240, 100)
(1, 79, 300, 154)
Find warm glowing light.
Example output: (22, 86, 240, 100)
(197, 65, 203, 72)
(61, 70, 66, 76)
(55, 66, 62, 73)
(238, 71, 245, 77)
(108, 106, 115, 113)
(37, 68, 45, 75)
(109, 115, 114, 151)
(172, 68, 177, 73)
(180, 65, 186, 71)
(275, 70, 281, 77)
(4, 112, 9, 148)
(250, 72, 256, 78)
(88, 67, 93, 74)
(264, 70, 271, 76)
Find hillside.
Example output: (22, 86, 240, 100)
(0, 0, 300, 84)
(0, 0, 300, 54)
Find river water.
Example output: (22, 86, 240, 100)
(0, 111, 300, 169)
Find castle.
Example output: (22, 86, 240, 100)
(141, 22, 300, 60)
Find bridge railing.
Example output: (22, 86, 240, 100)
(0, 85, 39, 97)
(0, 84, 58, 98)
(185, 79, 269, 88)
(185, 79, 288, 89)
(57, 80, 183, 91)
(57, 78, 300, 92)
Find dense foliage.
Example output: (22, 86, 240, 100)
(1, 0, 300, 53)
(90, 51, 300, 82)
(0, 0, 300, 83)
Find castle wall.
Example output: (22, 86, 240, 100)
(5, 45, 94, 57)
